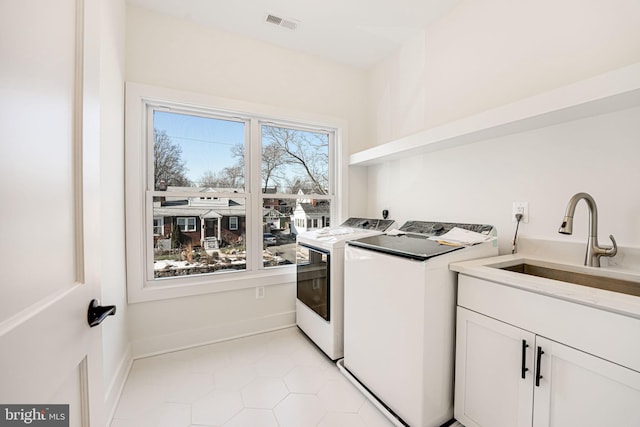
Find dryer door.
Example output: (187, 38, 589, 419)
(296, 244, 330, 321)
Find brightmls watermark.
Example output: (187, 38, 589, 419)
(0, 405, 69, 426)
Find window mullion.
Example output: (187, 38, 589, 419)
(249, 118, 263, 271)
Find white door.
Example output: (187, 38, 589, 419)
(533, 336, 640, 427)
(0, 0, 106, 426)
(454, 307, 535, 427)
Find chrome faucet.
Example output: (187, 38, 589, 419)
(558, 192, 617, 267)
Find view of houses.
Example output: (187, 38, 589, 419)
(152, 187, 330, 278)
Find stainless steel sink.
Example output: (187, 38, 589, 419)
(496, 263, 640, 297)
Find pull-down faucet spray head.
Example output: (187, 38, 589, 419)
(558, 215, 573, 235)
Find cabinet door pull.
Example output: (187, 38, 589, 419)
(535, 346, 545, 387)
(521, 340, 529, 379)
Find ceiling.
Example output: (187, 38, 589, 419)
(126, 0, 462, 69)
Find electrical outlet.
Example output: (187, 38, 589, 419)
(512, 202, 529, 223)
(256, 286, 265, 299)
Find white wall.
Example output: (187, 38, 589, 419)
(362, 0, 640, 257)
(364, 107, 640, 254)
(126, 5, 369, 151)
(125, 5, 369, 356)
(369, 0, 640, 143)
(99, 0, 130, 416)
(127, 285, 296, 356)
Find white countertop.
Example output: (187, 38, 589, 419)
(451, 254, 640, 320)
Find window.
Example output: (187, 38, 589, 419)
(153, 217, 164, 236)
(177, 217, 197, 232)
(125, 83, 346, 302)
(229, 216, 238, 231)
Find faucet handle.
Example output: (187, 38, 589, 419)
(605, 234, 618, 257)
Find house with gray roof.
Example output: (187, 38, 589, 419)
(291, 200, 330, 234)
(154, 187, 246, 249)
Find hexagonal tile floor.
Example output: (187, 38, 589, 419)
(110, 327, 396, 427)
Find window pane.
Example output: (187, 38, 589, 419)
(262, 198, 299, 268)
(153, 217, 163, 235)
(176, 217, 197, 232)
(229, 216, 238, 230)
(153, 111, 245, 192)
(152, 196, 247, 279)
(261, 125, 329, 195)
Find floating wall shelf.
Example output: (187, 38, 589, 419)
(349, 63, 640, 167)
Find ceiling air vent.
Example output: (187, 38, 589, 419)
(265, 13, 299, 30)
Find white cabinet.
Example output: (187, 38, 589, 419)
(455, 307, 640, 427)
(454, 308, 533, 427)
(533, 336, 640, 427)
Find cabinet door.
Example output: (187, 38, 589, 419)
(455, 307, 535, 427)
(533, 336, 640, 427)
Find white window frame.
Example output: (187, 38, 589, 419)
(177, 217, 197, 232)
(125, 82, 348, 303)
(153, 217, 164, 236)
(229, 216, 239, 231)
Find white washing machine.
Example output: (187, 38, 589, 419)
(339, 221, 498, 427)
(296, 218, 395, 360)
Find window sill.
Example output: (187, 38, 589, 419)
(127, 265, 296, 304)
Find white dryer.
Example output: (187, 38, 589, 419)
(296, 218, 394, 360)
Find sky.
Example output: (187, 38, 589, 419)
(153, 109, 330, 193)
(153, 110, 244, 186)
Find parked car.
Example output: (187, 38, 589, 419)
(263, 233, 277, 245)
(276, 233, 295, 244)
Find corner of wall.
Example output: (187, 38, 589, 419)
(104, 343, 133, 424)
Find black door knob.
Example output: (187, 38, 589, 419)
(87, 299, 116, 327)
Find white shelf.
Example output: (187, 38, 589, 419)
(349, 63, 640, 166)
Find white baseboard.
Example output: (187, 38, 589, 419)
(104, 343, 133, 424)
(131, 310, 296, 359)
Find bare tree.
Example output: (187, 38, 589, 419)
(261, 126, 329, 194)
(284, 178, 308, 195)
(227, 144, 245, 188)
(197, 142, 245, 189)
(262, 143, 286, 192)
(198, 171, 219, 187)
(198, 166, 244, 189)
(230, 143, 244, 164)
(154, 130, 191, 189)
(195, 129, 329, 194)
(222, 166, 244, 188)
